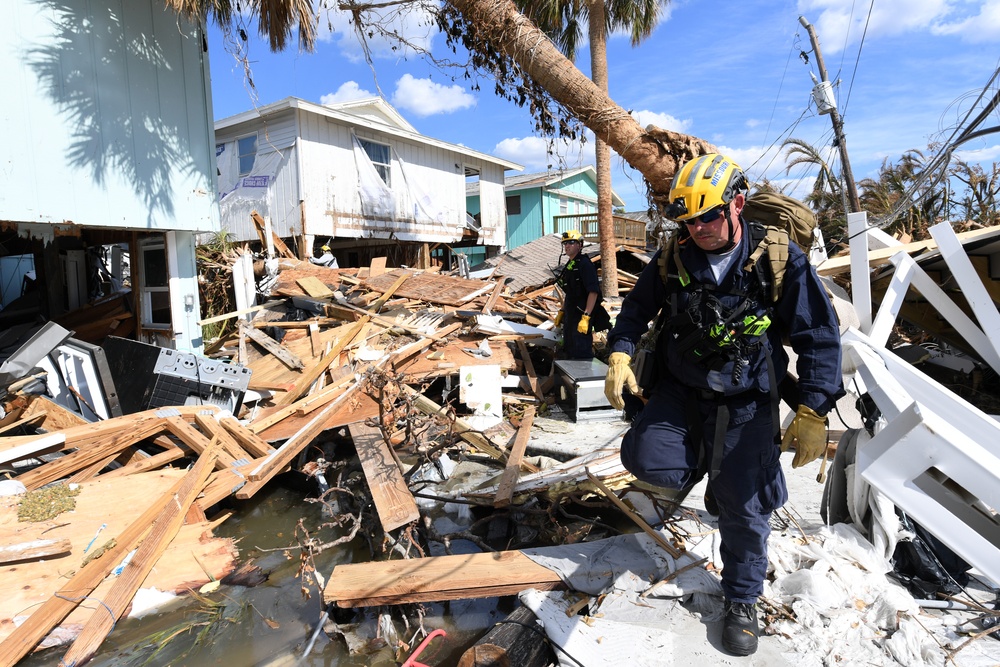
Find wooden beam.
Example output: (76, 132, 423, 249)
(348, 422, 420, 532)
(481, 280, 505, 314)
(585, 470, 683, 558)
(368, 271, 410, 313)
(248, 371, 355, 433)
(493, 406, 535, 508)
(219, 416, 277, 457)
(275, 317, 369, 407)
(239, 321, 306, 370)
(516, 340, 544, 401)
(0, 539, 72, 565)
(324, 550, 563, 607)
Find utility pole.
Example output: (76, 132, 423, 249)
(799, 16, 862, 213)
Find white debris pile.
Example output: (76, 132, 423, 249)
(764, 522, 998, 666)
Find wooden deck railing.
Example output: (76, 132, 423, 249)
(553, 214, 648, 249)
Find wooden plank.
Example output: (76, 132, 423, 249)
(0, 432, 65, 466)
(348, 423, 420, 532)
(0, 539, 72, 565)
(494, 407, 536, 508)
(197, 299, 284, 326)
(97, 448, 187, 479)
(369, 256, 387, 277)
(162, 417, 237, 470)
(516, 340, 544, 401)
(368, 271, 410, 313)
(275, 316, 369, 407)
(248, 371, 355, 433)
(239, 321, 306, 370)
(481, 280, 505, 314)
(59, 442, 219, 667)
(324, 550, 562, 607)
(16, 417, 167, 491)
(244, 382, 363, 487)
(219, 416, 276, 457)
(194, 413, 253, 462)
(309, 321, 321, 357)
(296, 276, 334, 298)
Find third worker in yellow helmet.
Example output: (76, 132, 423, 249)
(555, 229, 600, 359)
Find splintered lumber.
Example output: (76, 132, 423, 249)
(249, 370, 356, 433)
(219, 415, 277, 457)
(457, 605, 552, 667)
(16, 416, 167, 491)
(468, 447, 629, 502)
(239, 381, 364, 497)
(585, 469, 683, 559)
(239, 321, 305, 370)
(347, 423, 420, 532)
(324, 551, 563, 607)
(252, 211, 295, 259)
(59, 441, 220, 666)
(493, 407, 536, 508)
(276, 316, 370, 407)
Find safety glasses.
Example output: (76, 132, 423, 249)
(685, 206, 725, 225)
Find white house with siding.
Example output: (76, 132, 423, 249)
(213, 97, 521, 266)
(0, 0, 218, 354)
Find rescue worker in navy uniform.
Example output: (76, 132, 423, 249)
(554, 229, 601, 359)
(604, 154, 844, 656)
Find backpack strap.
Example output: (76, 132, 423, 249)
(742, 224, 789, 303)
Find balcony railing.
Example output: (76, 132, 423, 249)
(553, 213, 648, 249)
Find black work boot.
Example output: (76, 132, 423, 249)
(722, 600, 759, 656)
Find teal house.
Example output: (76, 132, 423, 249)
(467, 166, 626, 251)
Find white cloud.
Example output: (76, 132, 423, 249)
(795, 0, 1000, 53)
(933, 1, 1000, 41)
(316, 4, 437, 63)
(493, 136, 590, 172)
(320, 81, 376, 105)
(390, 75, 475, 117)
(630, 110, 692, 134)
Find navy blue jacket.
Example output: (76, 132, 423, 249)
(559, 253, 600, 315)
(608, 219, 844, 415)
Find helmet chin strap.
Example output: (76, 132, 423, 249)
(706, 204, 739, 254)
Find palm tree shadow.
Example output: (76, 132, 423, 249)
(24, 0, 206, 223)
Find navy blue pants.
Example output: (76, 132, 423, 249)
(620, 380, 787, 603)
(562, 317, 594, 359)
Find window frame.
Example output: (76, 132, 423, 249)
(358, 138, 392, 186)
(237, 132, 258, 176)
(138, 238, 171, 329)
(505, 194, 522, 216)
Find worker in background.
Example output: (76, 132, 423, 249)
(603, 154, 844, 656)
(553, 230, 601, 359)
(310, 244, 339, 268)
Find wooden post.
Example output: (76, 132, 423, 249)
(457, 605, 553, 667)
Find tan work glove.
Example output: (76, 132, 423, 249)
(781, 405, 828, 468)
(577, 314, 591, 334)
(605, 352, 639, 410)
(554, 311, 564, 327)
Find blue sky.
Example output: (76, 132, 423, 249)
(207, 0, 1000, 213)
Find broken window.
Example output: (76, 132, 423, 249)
(139, 239, 170, 327)
(358, 138, 391, 186)
(237, 133, 257, 176)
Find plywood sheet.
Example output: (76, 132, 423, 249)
(362, 270, 494, 306)
(396, 336, 516, 380)
(0, 470, 237, 649)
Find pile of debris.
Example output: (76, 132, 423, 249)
(3, 226, 1000, 666)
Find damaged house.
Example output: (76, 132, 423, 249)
(1, 0, 218, 355)
(213, 96, 522, 268)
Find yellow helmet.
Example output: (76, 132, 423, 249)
(666, 153, 747, 221)
(320, 245, 331, 252)
(561, 229, 584, 243)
